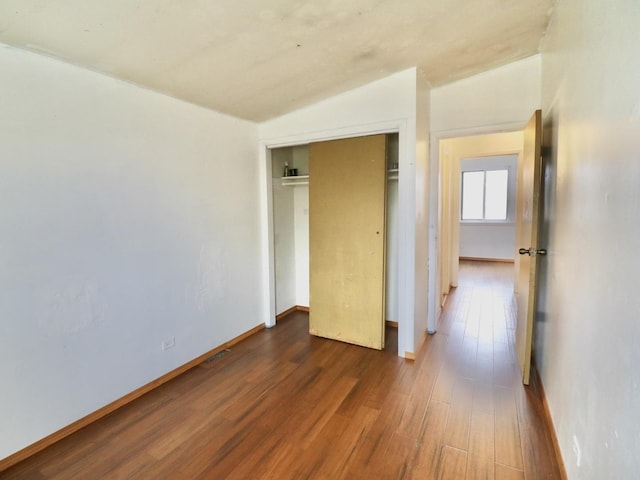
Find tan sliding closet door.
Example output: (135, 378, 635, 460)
(309, 134, 387, 350)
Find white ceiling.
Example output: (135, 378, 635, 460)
(0, 0, 555, 122)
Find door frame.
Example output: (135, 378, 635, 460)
(259, 119, 413, 356)
(428, 124, 526, 333)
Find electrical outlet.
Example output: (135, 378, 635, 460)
(161, 337, 175, 351)
(572, 435, 582, 467)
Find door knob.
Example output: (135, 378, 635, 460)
(519, 248, 547, 256)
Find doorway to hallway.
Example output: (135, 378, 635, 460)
(434, 130, 524, 333)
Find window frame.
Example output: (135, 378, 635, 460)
(460, 167, 512, 224)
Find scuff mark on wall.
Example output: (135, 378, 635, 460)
(194, 245, 228, 313)
(36, 276, 106, 334)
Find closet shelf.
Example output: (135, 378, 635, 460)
(283, 170, 398, 186)
(281, 175, 309, 186)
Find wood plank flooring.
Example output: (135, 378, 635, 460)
(1, 261, 562, 479)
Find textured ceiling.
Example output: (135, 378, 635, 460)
(0, 0, 555, 121)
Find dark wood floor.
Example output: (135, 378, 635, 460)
(2, 261, 562, 479)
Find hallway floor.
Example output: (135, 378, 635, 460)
(430, 260, 563, 479)
(2, 261, 562, 479)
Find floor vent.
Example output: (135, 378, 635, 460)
(203, 349, 230, 364)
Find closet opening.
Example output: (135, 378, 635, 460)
(270, 133, 399, 352)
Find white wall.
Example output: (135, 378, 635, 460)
(293, 184, 310, 307)
(385, 179, 399, 321)
(260, 68, 417, 141)
(0, 45, 260, 460)
(271, 149, 296, 313)
(290, 146, 310, 308)
(414, 70, 431, 341)
(259, 68, 426, 357)
(538, 0, 640, 478)
(459, 224, 515, 260)
(459, 155, 518, 260)
(431, 55, 542, 134)
(386, 134, 400, 322)
(428, 56, 541, 331)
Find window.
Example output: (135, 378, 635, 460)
(461, 169, 509, 221)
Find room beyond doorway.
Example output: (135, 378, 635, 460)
(435, 131, 523, 332)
